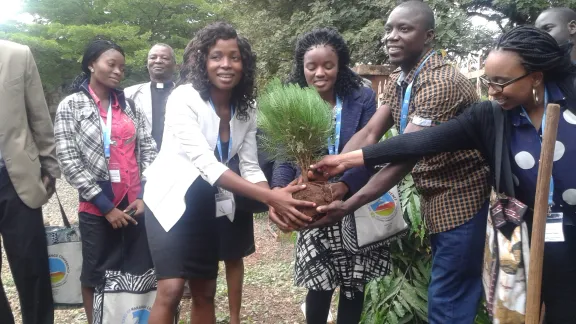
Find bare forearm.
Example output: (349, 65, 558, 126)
(256, 181, 270, 189)
(215, 170, 273, 204)
(341, 161, 416, 212)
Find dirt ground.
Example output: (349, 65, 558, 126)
(0, 180, 338, 324)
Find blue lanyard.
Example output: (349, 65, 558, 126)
(101, 97, 113, 159)
(399, 51, 436, 134)
(328, 97, 343, 155)
(521, 89, 554, 207)
(209, 98, 235, 164)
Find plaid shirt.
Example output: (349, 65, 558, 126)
(54, 81, 157, 213)
(382, 50, 490, 233)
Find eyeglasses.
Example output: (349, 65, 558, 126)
(479, 73, 530, 93)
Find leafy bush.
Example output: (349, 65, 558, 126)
(361, 130, 490, 324)
(362, 173, 431, 324)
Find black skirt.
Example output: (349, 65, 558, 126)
(78, 199, 153, 287)
(145, 177, 255, 280)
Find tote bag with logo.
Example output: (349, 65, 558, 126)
(341, 186, 408, 253)
(45, 190, 83, 307)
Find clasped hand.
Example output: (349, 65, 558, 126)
(268, 171, 352, 232)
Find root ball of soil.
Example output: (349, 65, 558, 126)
(292, 182, 334, 221)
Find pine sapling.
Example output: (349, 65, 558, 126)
(257, 79, 335, 218)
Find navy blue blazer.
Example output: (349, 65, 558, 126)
(271, 86, 377, 195)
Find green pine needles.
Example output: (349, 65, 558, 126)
(257, 79, 334, 182)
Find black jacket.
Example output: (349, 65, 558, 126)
(363, 88, 576, 200)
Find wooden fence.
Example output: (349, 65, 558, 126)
(353, 55, 487, 105)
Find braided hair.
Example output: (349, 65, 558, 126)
(179, 22, 257, 121)
(70, 38, 125, 93)
(287, 27, 362, 98)
(495, 25, 576, 103)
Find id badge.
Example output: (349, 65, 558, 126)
(545, 212, 564, 242)
(108, 162, 121, 183)
(215, 188, 235, 222)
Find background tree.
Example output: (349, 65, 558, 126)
(1, 0, 221, 92)
(225, 0, 497, 86)
(462, 0, 576, 31)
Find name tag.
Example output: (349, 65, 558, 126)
(545, 212, 564, 242)
(411, 115, 434, 127)
(109, 163, 121, 183)
(215, 188, 235, 222)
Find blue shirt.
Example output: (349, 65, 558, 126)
(509, 83, 576, 224)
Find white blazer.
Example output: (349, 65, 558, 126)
(124, 82, 153, 130)
(143, 84, 266, 230)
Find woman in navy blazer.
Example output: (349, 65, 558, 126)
(270, 28, 391, 324)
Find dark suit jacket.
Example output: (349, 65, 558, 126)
(271, 86, 377, 195)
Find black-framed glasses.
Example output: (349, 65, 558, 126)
(479, 73, 530, 92)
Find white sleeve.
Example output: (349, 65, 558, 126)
(164, 87, 228, 185)
(123, 85, 137, 99)
(238, 113, 267, 184)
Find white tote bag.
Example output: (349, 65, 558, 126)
(341, 186, 408, 253)
(45, 191, 83, 307)
(93, 268, 179, 324)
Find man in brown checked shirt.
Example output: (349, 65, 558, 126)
(305, 1, 491, 323)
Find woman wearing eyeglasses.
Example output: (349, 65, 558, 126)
(310, 26, 576, 323)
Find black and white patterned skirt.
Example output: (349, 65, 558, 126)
(294, 216, 391, 299)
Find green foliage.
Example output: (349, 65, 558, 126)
(226, 0, 499, 86)
(362, 129, 492, 324)
(0, 23, 150, 90)
(362, 174, 431, 324)
(1, 0, 220, 92)
(257, 79, 333, 177)
(462, 0, 576, 29)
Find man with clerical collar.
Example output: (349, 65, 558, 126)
(125, 43, 176, 149)
(536, 7, 576, 63)
(315, 1, 491, 322)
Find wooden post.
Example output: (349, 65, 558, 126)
(526, 103, 561, 324)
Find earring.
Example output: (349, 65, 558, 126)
(89, 68, 94, 73)
(533, 88, 539, 104)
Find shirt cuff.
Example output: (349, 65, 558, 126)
(200, 162, 230, 186)
(243, 171, 268, 184)
(90, 191, 115, 215)
(362, 145, 385, 168)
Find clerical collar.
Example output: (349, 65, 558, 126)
(151, 81, 174, 89)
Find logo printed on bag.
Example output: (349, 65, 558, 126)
(369, 192, 397, 217)
(48, 255, 69, 287)
(122, 306, 151, 324)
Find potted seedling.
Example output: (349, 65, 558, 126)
(257, 79, 335, 219)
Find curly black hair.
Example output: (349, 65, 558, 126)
(179, 22, 257, 121)
(495, 25, 576, 104)
(287, 27, 362, 98)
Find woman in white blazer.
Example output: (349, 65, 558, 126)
(143, 22, 315, 324)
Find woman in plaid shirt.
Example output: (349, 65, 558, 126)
(54, 39, 157, 323)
